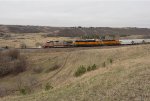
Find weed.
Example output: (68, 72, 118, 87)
(109, 59, 113, 64)
(102, 62, 106, 67)
(91, 64, 97, 70)
(45, 83, 53, 91)
(46, 64, 60, 73)
(74, 65, 86, 77)
(20, 88, 26, 95)
(20, 43, 27, 49)
(33, 66, 43, 73)
(87, 66, 92, 71)
(8, 49, 20, 60)
(0, 50, 27, 77)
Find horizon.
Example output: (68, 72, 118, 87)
(0, 24, 150, 29)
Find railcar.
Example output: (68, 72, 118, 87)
(119, 39, 150, 45)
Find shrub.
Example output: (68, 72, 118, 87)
(3, 34, 11, 39)
(45, 83, 53, 91)
(74, 65, 86, 77)
(33, 66, 43, 73)
(50, 64, 60, 71)
(102, 62, 106, 67)
(8, 49, 20, 60)
(0, 50, 27, 77)
(13, 56, 27, 74)
(0, 86, 7, 97)
(46, 64, 60, 73)
(91, 64, 97, 70)
(87, 66, 92, 71)
(16, 76, 36, 96)
(0, 66, 12, 77)
(109, 59, 113, 64)
(20, 43, 27, 49)
(20, 88, 26, 95)
(35, 42, 42, 48)
(87, 64, 97, 72)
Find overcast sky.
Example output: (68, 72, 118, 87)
(0, 0, 150, 27)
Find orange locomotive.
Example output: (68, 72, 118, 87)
(74, 39, 120, 46)
(102, 40, 120, 46)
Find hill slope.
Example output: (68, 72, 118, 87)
(0, 25, 150, 37)
(0, 45, 150, 101)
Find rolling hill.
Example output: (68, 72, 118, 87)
(0, 45, 150, 101)
(0, 25, 150, 37)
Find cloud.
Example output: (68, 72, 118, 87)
(0, 0, 150, 27)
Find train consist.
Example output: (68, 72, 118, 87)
(43, 39, 150, 48)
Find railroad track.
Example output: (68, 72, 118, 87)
(16, 44, 147, 53)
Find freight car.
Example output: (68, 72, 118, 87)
(120, 39, 150, 45)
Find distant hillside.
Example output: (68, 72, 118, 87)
(0, 25, 150, 37)
(0, 25, 64, 33)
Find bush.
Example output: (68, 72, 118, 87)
(20, 88, 27, 95)
(45, 83, 53, 91)
(13, 56, 27, 74)
(91, 64, 97, 70)
(102, 62, 106, 67)
(16, 76, 37, 96)
(0, 50, 27, 77)
(0, 66, 12, 77)
(46, 64, 60, 73)
(33, 66, 43, 73)
(87, 66, 92, 71)
(8, 49, 20, 60)
(0, 86, 7, 97)
(74, 65, 86, 77)
(20, 43, 27, 49)
(109, 59, 113, 64)
(3, 34, 11, 39)
(87, 64, 97, 72)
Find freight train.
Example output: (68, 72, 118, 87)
(43, 39, 150, 48)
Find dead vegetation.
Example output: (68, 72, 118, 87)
(0, 49, 27, 77)
(0, 45, 150, 101)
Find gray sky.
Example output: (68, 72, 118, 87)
(0, 0, 150, 27)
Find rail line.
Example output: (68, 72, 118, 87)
(15, 44, 149, 53)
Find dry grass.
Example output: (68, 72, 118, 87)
(0, 33, 76, 48)
(0, 44, 150, 101)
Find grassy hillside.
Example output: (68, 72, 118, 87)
(1, 25, 150, 37)
(0, 45, 150, 101)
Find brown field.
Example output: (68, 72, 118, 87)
(0, 33, 78, 48)
(0, 44, 150, 101)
